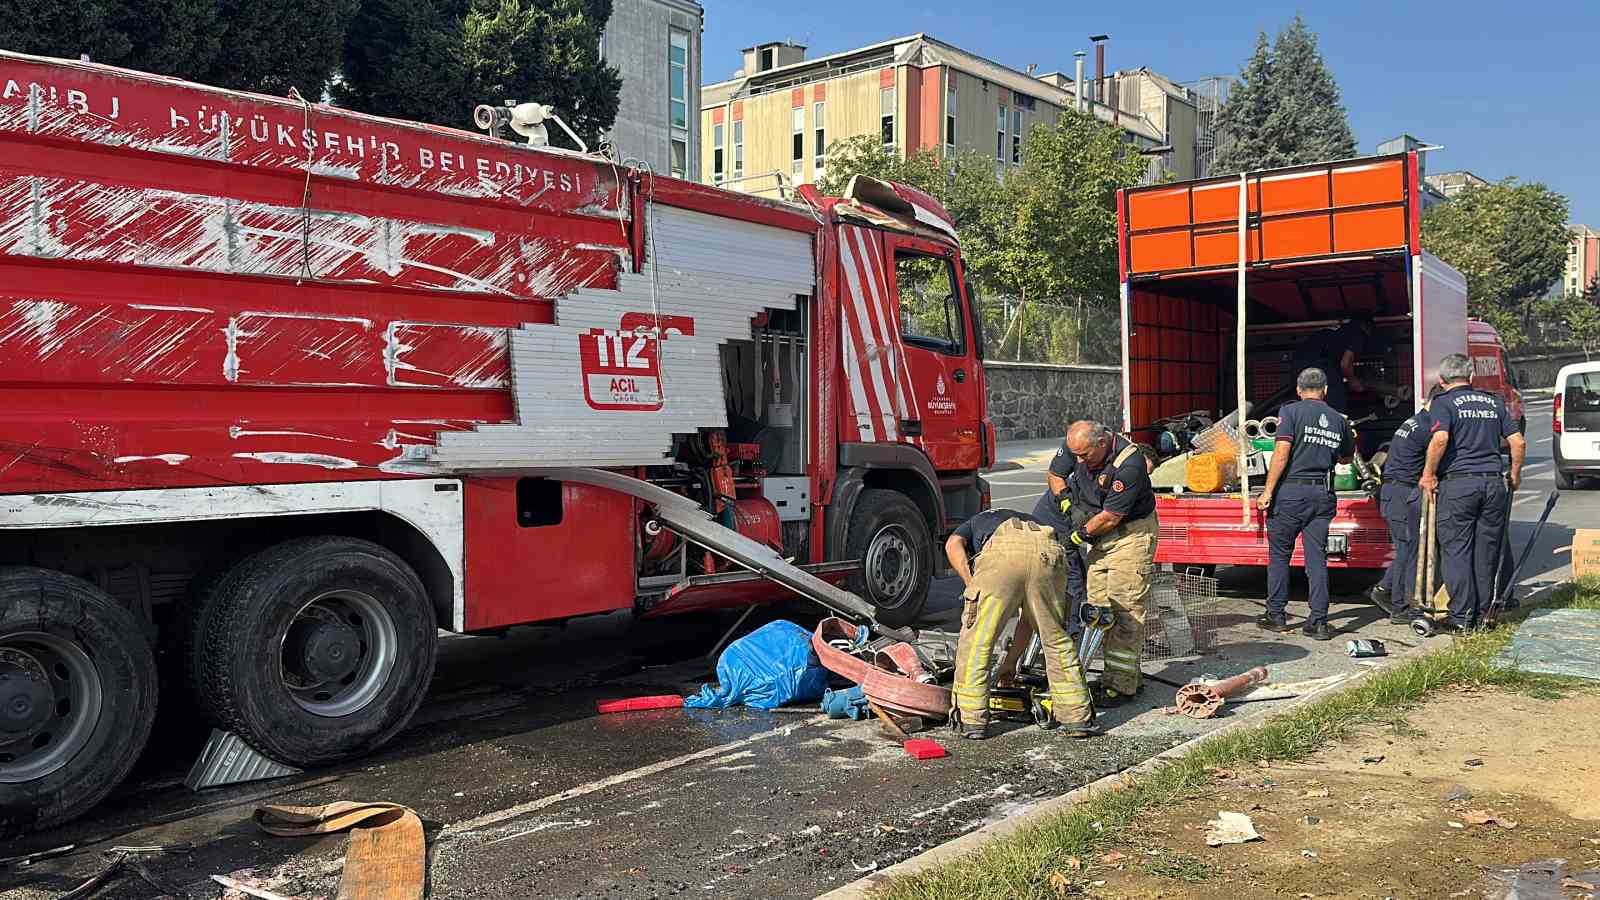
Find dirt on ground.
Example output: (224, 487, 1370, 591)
(1075, 687, 1600, 899)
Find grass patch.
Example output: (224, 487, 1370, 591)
(1141, 852, 1216, 883)
(874, 578, 1600, 900)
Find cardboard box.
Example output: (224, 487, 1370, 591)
(1571, 529, 1600, 579)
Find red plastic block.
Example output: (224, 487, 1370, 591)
(596, 695, 685, 714)
(903, 739, 947, 760)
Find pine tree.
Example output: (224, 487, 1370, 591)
(202, 0, 359, 97)
(1211, 17, 1357, 173)
(1212, 33, 1279, 175)
(1266, 15, 1356, 164)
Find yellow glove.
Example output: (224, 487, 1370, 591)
(1069, 529, 1086, 548)
(1058, 495, 1072, 516)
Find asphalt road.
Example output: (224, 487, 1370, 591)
(4, 398, 1587, 900)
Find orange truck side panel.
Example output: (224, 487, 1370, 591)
(1125, 156, 1412, 276)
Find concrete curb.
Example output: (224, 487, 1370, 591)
(815, 583, 1564, 900)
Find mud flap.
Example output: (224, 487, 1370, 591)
(548, 468, 913, 638)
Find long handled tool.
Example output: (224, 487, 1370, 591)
(1412, 492, 1440, 637)
(1480, 490, 1560, 630)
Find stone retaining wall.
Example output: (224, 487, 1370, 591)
(983, 361, 1122, 442)
(1510, 350, 1593, 391)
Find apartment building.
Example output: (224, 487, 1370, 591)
(699, 34, 1190, 193)
(1564, 225, 1600, 297)
(601, 0, 703, 179)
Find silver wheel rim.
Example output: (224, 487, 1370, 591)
(0, 632, 104, 783)
(279, 590, 398, 718)
(864, 525, 916, 609)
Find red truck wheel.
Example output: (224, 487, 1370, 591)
(188, 537, 437, 768)
(0, 568, 158, 835)
(846, 490, 932, 627)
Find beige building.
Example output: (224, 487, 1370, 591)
(699, 34, 1195, 194)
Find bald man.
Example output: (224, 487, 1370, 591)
(1062, 420, 1159, 706)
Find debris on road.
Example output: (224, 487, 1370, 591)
(1462, 809, 1518, 829)
(1204, 811, 1263, 846)
(213, 872, 298, 900)
(254, 801, 425, 899)
(0, 844, 73, 869)
(812, 617, 952, 719)
(684, 620, 828, 711)
(1443, 785, 1473, 803)
(596, 695, 685, 714)
(821, 685, 868, 719)
(1175, 667, 1269, 719)
(57, 845, 191, 900)
(903, 739, 947, 760)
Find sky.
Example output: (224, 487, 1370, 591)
(701, 1, 1600, 226)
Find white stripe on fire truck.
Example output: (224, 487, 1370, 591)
(847, 227, 907, 426)
(858, 230, 925, 448)
(838, 227, 899, 441)
(835, 264, 881, 442)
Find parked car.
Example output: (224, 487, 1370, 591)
(1555, 360, 1600, 489)
(1467, 319, 1525, 434)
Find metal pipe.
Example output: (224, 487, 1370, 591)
(1074, 52, 1087, 113)
(1236, 172, 1250, 526)
(1175, 666, 1269, 719)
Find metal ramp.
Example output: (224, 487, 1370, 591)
(549, 468, 914, 639)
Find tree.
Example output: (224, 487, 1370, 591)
(1265, 17, 1356, 163)
(1212, 16, 1356, 173)
(1212, 34, 1279, 174)
(0, 0, 219, 82)
(204, 0, 359, 97)
(1422, 179, 1570, 348)
(1538, 278, 1600, 350)
(817, 111, 1144, 365)
(337, 0, 622, 144)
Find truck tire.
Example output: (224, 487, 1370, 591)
(845, 490, 932, 628)
(1555, 467, 1575, 490)
(0, 568, 157, 835)
(190, 537, 436, 768)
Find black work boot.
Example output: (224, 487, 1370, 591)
(1058, 707, 1101, 739)
(1301, 621, 1333, 641)
(1389, 609, 1414, 626)
(1366, 585, 1392, 611)
(1092, 685, 1142, 708)
(950, 710, 989, 740)
(1256, 612, 1290, 632)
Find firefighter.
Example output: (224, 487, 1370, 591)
(1296, 316, 1374, 413)
(1062, 420, 1158, 707)
(945, 509, 1097, 741)
(1369, 404, 1432, 623)
(1419, 353, 1526, 632)
(1257, 367, 1355, 641)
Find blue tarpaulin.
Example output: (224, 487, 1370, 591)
(683, 620, 829, 710)
(1496, 608, 1600, 682)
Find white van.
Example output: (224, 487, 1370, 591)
(1555, 360, 1600, 488)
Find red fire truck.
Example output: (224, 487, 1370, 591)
(0, 51, 991, 831)
(1116, 153, 1518, 571)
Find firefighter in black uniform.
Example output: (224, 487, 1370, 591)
(1370, 405, 1432, 623)
(1256, 367, 1355, 640)
(1419, 353, 1527, 632)
(1296, 317, 1374, 414)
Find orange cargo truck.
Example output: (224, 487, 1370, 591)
(1116, 152, 1518, 571)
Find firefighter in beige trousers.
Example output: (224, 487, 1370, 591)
(944, 511, 1097, 741)
(1063, 421, 1159, 704)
